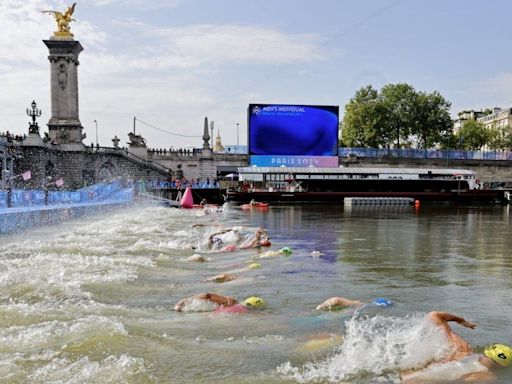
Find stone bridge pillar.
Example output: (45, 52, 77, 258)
(43, 38, 84, 145)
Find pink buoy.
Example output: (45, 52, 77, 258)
(180, 186, 194, 209)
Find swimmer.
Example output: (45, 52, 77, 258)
(186, 254, 210, 262)
(296, 332, 343, 353)
(191, 222, 224, 228)
(239, 226, 271, 249)
(401, 311, 512, 383)
(174, 292, 237, 312)
(213, 296, 266, 314)
(207, 228, 242, 249)
(257, 246, 292, 258)
(204, 273, 236, 283)
(315, 296, 392, 311)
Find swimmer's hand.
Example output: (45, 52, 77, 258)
(461, 320, 476, 329)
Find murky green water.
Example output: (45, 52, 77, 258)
(0, 203, 511, 383)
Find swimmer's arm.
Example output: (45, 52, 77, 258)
(462, 370, 496, 382)
(200, 293, 238, 307)
(428, 312, 476, 329)
(316, 297, 362, 310)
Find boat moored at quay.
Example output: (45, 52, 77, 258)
(226, 166, 507, 203)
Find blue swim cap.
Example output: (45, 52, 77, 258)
(373, 298, 393, 307)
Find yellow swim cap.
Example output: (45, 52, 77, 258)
(248, 262, 262, 269)
(242, 296, 265, 309)
(484, 344, 512, 367)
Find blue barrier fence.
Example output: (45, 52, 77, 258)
(338, 147, 512, 160)
(221, 146, 512, 160)
(0, 180, 129, 208)
(0, 191, 6, 208)
(149, 180, 220, 189)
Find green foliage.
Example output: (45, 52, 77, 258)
(413, 91, 452, 149)
(341, 85, 383, 147)
(341, 83, 452, 149)
(456, 120, 488, 150)
(488, 125, 512, 150)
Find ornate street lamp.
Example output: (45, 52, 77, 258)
(94, 120, 98, 146)
(26, 100, 42, 134)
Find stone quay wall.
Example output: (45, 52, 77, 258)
(14, 145, 169, 189)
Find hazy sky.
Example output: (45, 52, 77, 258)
(1, 0, 511, 149)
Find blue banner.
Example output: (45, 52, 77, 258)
(250, 155, 338, 167)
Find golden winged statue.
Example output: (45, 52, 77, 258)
(42, 3, 77, 37)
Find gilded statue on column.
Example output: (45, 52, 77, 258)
(42, 3, 77, 37)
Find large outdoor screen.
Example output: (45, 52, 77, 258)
(248, 104, 339, 156)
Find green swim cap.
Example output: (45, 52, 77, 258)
(242, 296, 265, 309)
(484, 344, 512, 367)
(280, 247, 292, 255)
(248, 262, 262, 269)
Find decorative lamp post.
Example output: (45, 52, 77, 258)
(26, 100, 42, 134)
(94, 120, 98, 146)
(210, 121, 214, 151)
(236, 122, 240, 151)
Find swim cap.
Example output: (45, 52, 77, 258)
(242, 296, 265, 309)
(280, 247, 292, 255)
(373, 298, 393, 307)
(484, 344, 512, 367)
(260, 239, 271, 247)
(248, 262, 262, 269)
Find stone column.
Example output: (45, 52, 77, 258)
(43, 38, 84, 145)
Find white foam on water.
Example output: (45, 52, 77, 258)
(0, 315, 127, 353)
(27, 354, 146, 384)
(277, 313, 453, 383)
(0, 251, 153, 305)
(243, 334, 285, 344)
(179, 298, 219, 312)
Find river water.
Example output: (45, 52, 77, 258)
(0, 202, 511, 383)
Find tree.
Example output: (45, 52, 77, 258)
(457, 120, 488, 150)
(341, 85, 383, 147)
(488, 125, 512, 150)
(379, 83, 417, 148)
(412, 91, 452, 149)
(341, 83, 453, 149)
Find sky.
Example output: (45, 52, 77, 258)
(1, 0, 512, 149)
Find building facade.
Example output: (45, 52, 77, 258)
(477, 107, 512, 130)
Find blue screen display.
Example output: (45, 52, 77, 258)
(248, 104, 339, 156)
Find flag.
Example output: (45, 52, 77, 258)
(55, 178, 64, 187)
(21, 170, 31, 181)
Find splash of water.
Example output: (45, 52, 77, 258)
(277, 312, 453, 383)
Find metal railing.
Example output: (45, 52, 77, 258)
(338, 147, 512, 161)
